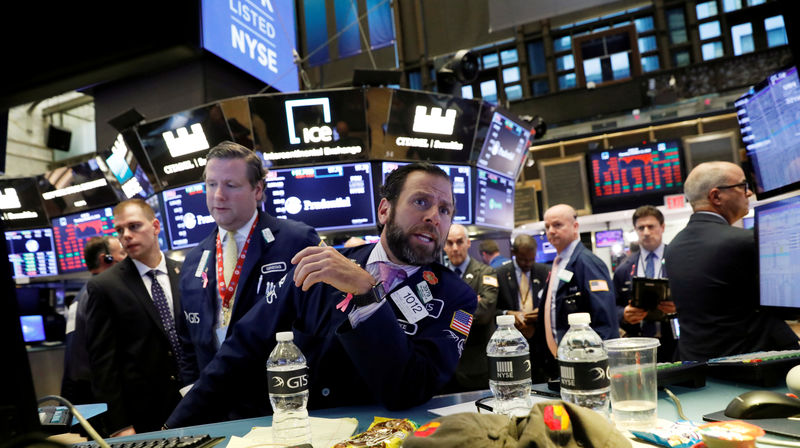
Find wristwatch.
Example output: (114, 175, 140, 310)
(351, 281, 386, 307)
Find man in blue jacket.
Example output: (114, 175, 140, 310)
(536, 204, 618, 377)
(177, 141, 319, 385)
(165, 162, 477, 428)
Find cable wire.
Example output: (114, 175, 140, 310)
(663, 388, 688, 421)
(38, 395, 110, 448)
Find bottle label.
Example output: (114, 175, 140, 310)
(559, 359, 610, 390)
(267, 367, 309, 395)
(489, 354, 531, 382)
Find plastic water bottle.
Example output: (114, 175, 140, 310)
(487, 314, 532, 417)
(267, 331, 311, 445)
(557, 313, 610, 416)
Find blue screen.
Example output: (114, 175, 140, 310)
(475, 169, 514, 230)
(595, 229, 624, 248)
(533, 233, 557, 263)
(161, 183, 216, 250)
(265, 162, 376, 231)
(20, 315, 45, 343)
(755, 194, 800, 309)
(381, 162, 472, 224)
(5, 228, 58, 279)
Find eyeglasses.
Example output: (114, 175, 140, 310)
(716, 182, 749, 194)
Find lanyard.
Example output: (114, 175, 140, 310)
(216, 217, 259, 310)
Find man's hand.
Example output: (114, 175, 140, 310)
(111, 427, 136, 437)
(507, 310, 535, 339)
(657, 300, 677, 315)
(523, 309, 538, 325)
(477, 294, 483, 303)
(507, 310, 527, 328)
(291, 246, 377, 294)
(623, 303, 648, 325)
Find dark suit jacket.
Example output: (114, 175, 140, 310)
(496, 260, 549, 315)
(85, 256, 185, 435)
(665, 213, 798, 361)
(450, 258, 497, 390)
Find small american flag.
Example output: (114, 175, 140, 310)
(450, 310, 473, 336)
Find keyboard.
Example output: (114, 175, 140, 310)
(73, 434, 224, 448)
(656, 361, 707, 388)
(707, 349, 800, 387)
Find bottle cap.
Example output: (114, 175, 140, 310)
(276, 331, 294, 342)
(496, 315, 515, 326)
(567, 312, 591, 325)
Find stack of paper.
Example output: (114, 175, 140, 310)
(225, 417, 359, 448)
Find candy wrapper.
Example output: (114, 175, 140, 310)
(696, 421, 765, 448)
(331, 417, 417, 448)
(630, 420, 703, 448)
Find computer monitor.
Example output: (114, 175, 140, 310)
(145, 194, 170, 252)
(473, 105, 532, 179)
(381, 161, 472, 224)
(533, 233, 557, 264)
(51, 206, 117, 274)
(586, 140, 685, 213)
(19, 315, 46, 343)
(37, 158, 121, 218)
(98, 134, 156, 200)
(736, 65, 800, 200)
(474, 169, 515, 231)
(161, 182, 216, 250)
(755, 193, 800, 311)
(5, 227, 58, 278)
(264, 162, 377, 231)
(0, 177, 51, 230)
(595, 229, 624, 248)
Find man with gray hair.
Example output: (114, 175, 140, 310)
(665, 161, 798, 361)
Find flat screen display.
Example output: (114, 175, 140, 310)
(145, 194, 169, 252)
(474, 106, 531, 179)
(37, 159, 121, 218)
(5, 228, 58, 278)
(136, 104, 233, 188)
(533, 233, 557, 264)
(19, 315, 45, 343)
(0, 177, 50, 230)
(375, 89, 480, 163)
(161, 182, 216, 250)
(586, 140, 685, 213)
(595, 229, 624, 248)
(474, 169, 514, 230)
(51, 206, 117, 274)
(265, 162, 376, 231)
(381, 161, 472, 224)
(755, 194, 800, 310)
(250, 89, 368, 167)
(736, 65, 800, 199)
(99, 134, 155, 199)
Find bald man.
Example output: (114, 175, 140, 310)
(665, 161, 798, 361)
(536, 204, 618, 377)
(444, 223, 498, 391)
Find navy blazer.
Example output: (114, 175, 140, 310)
(166, 244, 478, 428)
(496, 260, 549, 314)
(177, 211, 319, 383)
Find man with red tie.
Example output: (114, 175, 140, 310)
(536, 204, 618, 379)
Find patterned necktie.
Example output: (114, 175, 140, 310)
(223, 231, 238, 285)
(146, 270, 184, 368)
(543, 256, 561, 357)
(519, 271, 532, 312)
(379, 262, 408, 292)
(645, 252, 656, 278)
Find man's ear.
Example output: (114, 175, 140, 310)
(377, 198, 391, 226)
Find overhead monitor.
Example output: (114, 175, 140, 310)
(755, 193, 800, 311)
(474, 169, 515, 231)
(5, 228, 58, 279)
(533, 233, 557, 263)
(381, 161, 472, 224)
(473, 105, 532, 179)
(98, 134, 156, 200)
(682, 131, 740, 171)
(375, 89, 480, 163)
(37, 159, 121, 218)
(586, 141, 685, 213)
(136, 103, 233, 188)
(736, 65, 800, 199)
(145, 194, 170, 252)
(264, 162, 376, 231)
(0, 177, 50, 230)
(595, 229, 624, 248)
(161, 182, 216, 251)
(538, 155, 592, 215)
(250, 89, 368, 167)
(51, 206, 117, 274)
(19, 315, 46, 343)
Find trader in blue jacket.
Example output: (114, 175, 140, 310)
(166, 162, 477, 427)
(177, 141, 319, 385)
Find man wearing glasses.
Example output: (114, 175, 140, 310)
(665, 161, 798, 361)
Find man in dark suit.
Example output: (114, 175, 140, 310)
(665, 161, 798, 361)
(496, 234, 548, 339)
(613, 205, 678, 362)
(178, 141, 319, 387)
(537, 204, 618, 377)
(443, 223, 498, 391)
(85, 199, 186, 436)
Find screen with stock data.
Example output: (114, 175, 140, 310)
(381, 162, 472, 224)
(161, 182, 216, 250)
(755, 194, 800, 309)
(474, 108, 531, 179)
(475, 169, 514, 230)
(51, 207, 117, 274)
(5, 228, 58, 278)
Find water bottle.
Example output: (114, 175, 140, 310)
(487, 314, 532, 417)
(267, 331, 311, 445)
(557, 313, 610, 416)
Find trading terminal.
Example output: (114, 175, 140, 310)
(2, 0, 800, 446)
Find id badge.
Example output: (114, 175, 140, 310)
(390, 286, 429, 324)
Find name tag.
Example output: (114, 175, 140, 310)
(390, 286, 429, 324)
(416, 281, 434, 304)
(195, 250, 211, 278)
(262, 228, 275, 243)
(558, 269, 574, 283)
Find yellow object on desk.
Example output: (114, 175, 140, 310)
(224, 417, 358, 448)
(332, 417, 417, 448)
